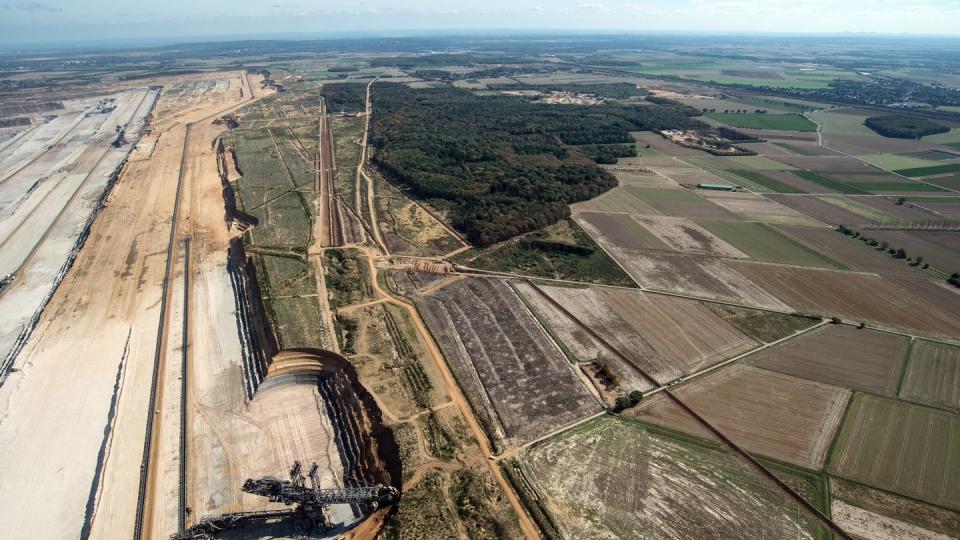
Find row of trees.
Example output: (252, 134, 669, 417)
(369, 83, 704, 245)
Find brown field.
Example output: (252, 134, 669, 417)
(730, 261, 960, 338)
(831, 477, 960, 539)
(772, 155, 889, 174)
(629, 364, 851, 468)
(776, 225, 930, 278)
(595, 247, 790, 310)
(416, 277, 600, 448)
(576, 211, 670, 251)
(829, 134, 945, 155)
(648, 165, 726, 185)
(900, 340, 960, 412)
(864, 230, 960, 273)
(828, 393, 960, 511)
(916, 199, 960, 219)
(747, 325, 909, 396)
(768, 194, 878, 226)
(526, 284, 757, 385)
(570, 187, 661, 214)
(698, 191, 822, 225)
(856, 196, 944, 222)
(632, 215, 747, 256)
(518, 416, 825, 539)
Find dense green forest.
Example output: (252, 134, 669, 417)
(863, 115, 951, 139)
(369, 83, 703, 245)
(577, 143, 637, 164)
(320, 82, 367, 113)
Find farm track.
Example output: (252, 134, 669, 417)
(134, 75, 259, 540)
(522, 278, 852, 539)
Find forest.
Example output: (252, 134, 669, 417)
(320, 82, 367, 113)
(368, 83, 703, 245)
(864, 115, 951, 139)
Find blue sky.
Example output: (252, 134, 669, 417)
(2, 0, 960, 44)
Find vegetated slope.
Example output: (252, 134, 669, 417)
(864, 115, 951, 139)
(369, 83, 703, 245)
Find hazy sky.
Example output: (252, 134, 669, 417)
(2, 0, 960, 44)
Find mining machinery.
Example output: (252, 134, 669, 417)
(172, 461, 398, 539)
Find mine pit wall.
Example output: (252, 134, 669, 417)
(226, 238, 277, 399)
(0, 88, 161, 385)
(299, 350, 402, 508)
(215, 137, 257, 231)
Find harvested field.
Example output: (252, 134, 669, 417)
(630, 364, 851, 468)
(728, 169, 807, 193)
(648, 165, 725, 185)
(416, 278, 600, 447)
(576, 211, 670, 251)
(526, 283, 757, 385)
(696, 219, 842, 267)
(827, 393, 960, 510)
(632, 215, 746, 256)
(518, 416, 825, 539)
(623, 186, 739, 219)
(863, 230, 960, 273)
(856, 196, 944, 222)
(776, 225, 929, 278)
(768, 194, 876, 226)
(570, 186, 661, 214)
(698, 191, 821, 225)
(924, 174, 960, 192)
(731, 261, 960, 338)
(607, 169, 678, 188)
(747, 325, 909, 396)
(817, 195, 897, 221)
(900, 340, 960, 412)
(606, 248, 790, 309)
(773, 155, 884, 174)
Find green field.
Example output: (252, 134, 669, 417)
(828, 393, 960, 511)
(923, 175, 960, 191)
(705, 112, 817, 132)
(697, 219, 841, 267)
(854, 182, 947, 193)
(895, 163, 960, 177)
(730, 170, 805, 193)
(818, 195, 896, 222)
(858, 153, 939, 171)
(520, 416, 827, 539)
(790, 170, 871, 195)
(807, 109, 877, 136)
(723, 155, 799, 170)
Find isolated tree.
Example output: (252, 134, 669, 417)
(628, 390, 644, 404)
(895, 248, 906, 259)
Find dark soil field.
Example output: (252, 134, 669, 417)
(856, 196, 945, 221)
(900, 340, 960, 412)
(768, 194, 876, 226)
(747, 325, 909, 396)
(416, 277, 600, 448)
(775, 225, 930, 278)
(731, 262, 960, 338)
(828, 393, 960, 511)
(864, 230, 960, 273)
(629, 364, 850, 468)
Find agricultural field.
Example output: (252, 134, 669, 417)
(899, 340, 960, 412)
(827, 393, 960, 511)
(704, 112, 817, 131)
(705, 304, 819, 343)
(830, 478, 960, 540)
(697, 191, 822, 226)
(570, 186, 663, 213)
(696, 219, 842, 267)
(864, 230, 960, 273)
(731, 261, 960, 338)
(746, 325, 909, 396)
(519, 283, 758, 386)
(778, 226, 930, 278)
(459, 219, 636, 287)
(517, 416, 826, 539)
(630, 215, 746, 257)
(602, 186, 738, 219)
(416, 277, 600, 448)
(630, 364, 850, 468)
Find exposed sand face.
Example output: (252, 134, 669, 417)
(0, 72, 260, 539)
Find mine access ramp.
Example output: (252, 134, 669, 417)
(172, 461, 398, 539)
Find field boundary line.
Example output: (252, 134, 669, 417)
(894, 337, 915, 399)
(649, 319, 830, 397)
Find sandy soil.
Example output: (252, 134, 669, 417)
(0, 72, 262, 539)
(831, 500, 952, 540)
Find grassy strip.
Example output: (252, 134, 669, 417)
(895, 163, 960, 177)
(894, 338, 915, 398)
(791, 170, 872, 195)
